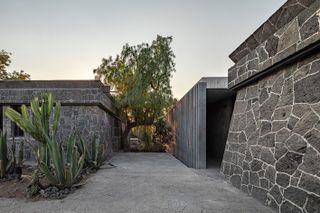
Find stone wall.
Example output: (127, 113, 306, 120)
(0, 80, 120, 160)
(222, 1, 320, 212)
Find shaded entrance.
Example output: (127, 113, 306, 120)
(206, 89, 235, 168)
(167, 77, 236, 169)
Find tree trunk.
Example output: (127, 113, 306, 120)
(121, 126, 131, 152)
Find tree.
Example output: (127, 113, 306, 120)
(0, 50, 30, 80)
(94, 35, 175, 150)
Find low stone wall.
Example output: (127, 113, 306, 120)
(222, 1, 320, 212)
(0, 80, 120, 160)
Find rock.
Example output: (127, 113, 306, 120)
(260, 147, 275, 165)
(293, 111, 318, 136)
(269, 185, 282, 204)
(292, 104, 311, 118)
(278, 78, 293, 107)
(276, 173, 290, 187)
(242, 171, 249, 185)
(260, 94, 279, 120)
(230, 175, 241, 188)
(265, 166, 276, 183)
(299, 173, 320, 196)
(276, 128, 291, 142)
(275, 142, 287, 160)
(260, 121, 272, 136)
(258, 133, 275, 147)
(233, 100, 247, 114)
(239, 132, 247, 143)
(246, 85, 259, 99)
(260, 178, 269, 189)
(272, 106, 292, 120)
(250, 145, 262, 158)
(272, 121, 287, 132)
(305, 129, 320, 153)
(265, 35, 279, 57)
(250, 159, 263, 171)
(259, 88, 269, 104)
(251, 186, 268, 204)
(300, 15, 319, 40)
(288, 116, 299, 130)
(280, 201, 303, 213)
(299, 153, 320, 176)
(283, 187, 307, 207)
(275, 152, 303, 175)
(305, 194, 320, 213)
(249, 172, 260, 186)
(245, 110, 257, 137)
(295, 72, 320, 104)
(271, 75, 284, 94)
(278, 19, 299, 51)
(285, 134, 307, 154)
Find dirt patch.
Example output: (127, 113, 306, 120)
(0, 167, 32, 199)
(0, 166, 94, 201)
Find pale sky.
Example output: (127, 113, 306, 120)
(0, 0, 285, 98)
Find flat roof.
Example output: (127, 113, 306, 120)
(0, 80, 109, 91)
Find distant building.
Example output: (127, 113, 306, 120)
(0, 80, 121, 160)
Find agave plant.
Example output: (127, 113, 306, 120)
(78, 133, 106, 170)
(39, 133, 86, 189)
(0, 132, 16, 178)
(5, 93, 61, 166)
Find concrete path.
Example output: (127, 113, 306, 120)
(0, 153, 273, 213)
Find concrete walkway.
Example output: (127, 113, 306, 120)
(0, 153, 273, 213)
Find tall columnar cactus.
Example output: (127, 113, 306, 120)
(5, 93, 61, 166)
(39, 133, 86, 188)
(0, 132, 15, 178)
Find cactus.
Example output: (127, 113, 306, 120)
(78, 133, 106, 170)
(39, 133, 86, 189)
(0, 132, 16, 178)
(5, 93, 60, 166)
(18, 140, 24, 167)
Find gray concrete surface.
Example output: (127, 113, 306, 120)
(0, 153, 273, 213)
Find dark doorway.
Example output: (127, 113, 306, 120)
(206, 89, 235, 168)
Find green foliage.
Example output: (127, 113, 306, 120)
(153, 118, 173, 146)
(39, 133, 86, 189)
(0, 132, 16, 178)
(0, 50, 30, 80)
(94, 35, 176, 149)
(78, 133, 106, 170)
(5, 93, 61, 166)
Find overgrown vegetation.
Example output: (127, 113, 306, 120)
(94, 35, 176, 151)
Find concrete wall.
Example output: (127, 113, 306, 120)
(167, 82, 206, 169)
(0, 80, 121, 160)
(222, 1, 320, 212)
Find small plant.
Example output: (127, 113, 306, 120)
(39, 133, 86, 189)
(78, 133, 106, 170)
(0, 132, 15, 178)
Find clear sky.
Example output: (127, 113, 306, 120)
(0, 0, 285, 98)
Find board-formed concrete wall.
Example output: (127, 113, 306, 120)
(0, 80, 121, 160)
(222, 1, 320, 212)
(167, 82, 206, 169)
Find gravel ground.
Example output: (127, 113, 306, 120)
(0, 153, 273, 213)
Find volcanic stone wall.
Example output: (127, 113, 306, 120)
(221, 1, 320, 212)
(0, 80, 120, 160)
